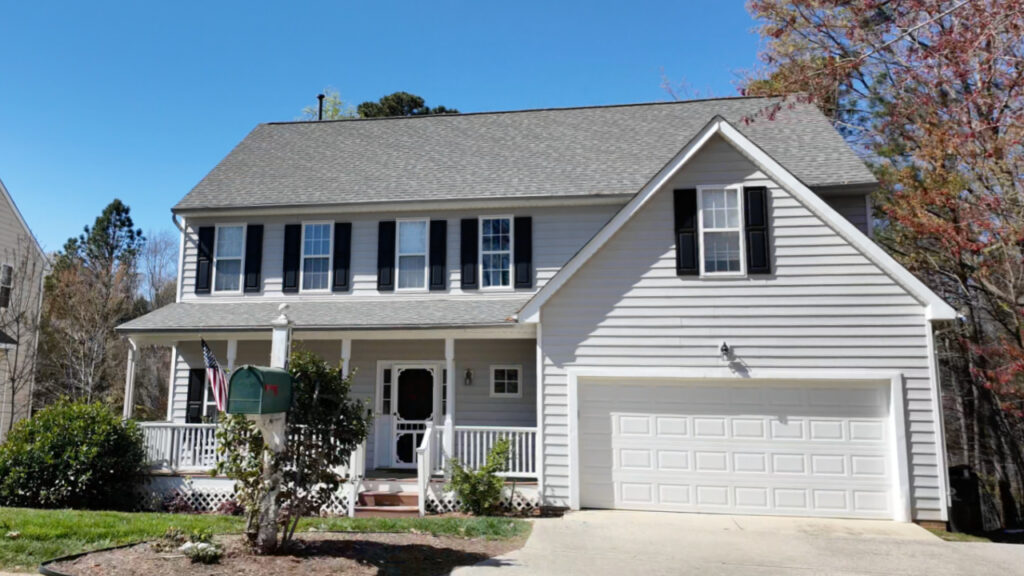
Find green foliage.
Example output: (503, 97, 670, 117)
(179, 540, 222, 564)
(0, 507, 528, 571)
(446, 439, 510, 516)
(357, 91, 458, 118)
(0, 399, 147, 510)
(300, 88, 356, 120)
(215, 350, 372, 549)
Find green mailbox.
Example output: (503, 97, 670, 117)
(227, 365, 294, 415)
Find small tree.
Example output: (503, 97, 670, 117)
(446, 439, 510, 515)
(216, 350, 370, 553)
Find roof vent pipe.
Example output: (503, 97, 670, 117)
(317, 93, 325, 121)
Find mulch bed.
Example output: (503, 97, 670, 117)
(47, 531, 526, 576)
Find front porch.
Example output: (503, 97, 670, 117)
(125, 325, 541, 514)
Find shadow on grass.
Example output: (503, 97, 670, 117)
(286, 539, 491, 576)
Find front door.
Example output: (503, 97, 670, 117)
(391, 365, 436, 468)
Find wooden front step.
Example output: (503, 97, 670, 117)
(354, 490, 419, 517)
(353, 505, 420, 518)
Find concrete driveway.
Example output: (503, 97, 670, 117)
(455, 511, 1024, 575)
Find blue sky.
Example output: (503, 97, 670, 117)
(0, 1, 761, 252)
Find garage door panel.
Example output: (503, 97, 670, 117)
(580, 380, 894, 519)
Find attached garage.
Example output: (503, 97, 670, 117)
(574, 378, 909, 521)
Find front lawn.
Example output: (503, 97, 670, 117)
(0, 508, 529, 572)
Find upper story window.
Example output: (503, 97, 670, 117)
(699, 187, 744, 275)
(397, 219, 428, 290)
(213, 225, 244, 292)
(301, 223, 332, 291)
(480, 216, 512, 288)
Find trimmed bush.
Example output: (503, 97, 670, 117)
(0, 399, 147, 510)
(446, 439, 510, 515)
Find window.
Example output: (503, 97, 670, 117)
(490, 365, 522, 398)
(699, 187, 744, 275)
(480, 217, 512, 288)
(301, 223, 331, 291)
(213, 225, 244, 292)
(382, 368, 392, 414)
(202, 381, 219, 422)
(396, 219, 428, 290)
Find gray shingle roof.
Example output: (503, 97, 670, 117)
(116, 298, 527, 332)
(174, 97, 875, 211)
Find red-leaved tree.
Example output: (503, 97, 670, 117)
(744, 0, 1024, 530)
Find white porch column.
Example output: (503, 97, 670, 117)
(340, 339, 351, 378)
(443, 337, 455, 459)
(121, 338, 138, 420)
(270, 305, 292, 370)
(226, 339, 238, 372)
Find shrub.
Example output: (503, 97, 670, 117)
(0, 399, 148, 510)
(215, 350, 371, 552)
(446, 439, 510, 515)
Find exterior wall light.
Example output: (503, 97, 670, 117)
(720, 341, 731, 362)
(464, 369, 473, 386)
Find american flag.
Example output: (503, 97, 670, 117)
(201, 339, 228, 412)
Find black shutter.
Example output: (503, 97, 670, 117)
(514, 216, 533, 289)
(243, 225, 263, 293)
(744, 186, 771, 274)
(185, 368, 205, 424)
(282, 224, 301, 293)
(429, 220, 447, 291)
(377, 221, 396, 291)
(195, 226, 215, 294)
(674, 189, 699, 276)
(460, 218, 478, 289)
(332, 222, 352, 292)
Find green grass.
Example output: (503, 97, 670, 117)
(924, 527, 992, 543)
(0, 508, 530, 572)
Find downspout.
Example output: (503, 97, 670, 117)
(171, 213, 188, 303)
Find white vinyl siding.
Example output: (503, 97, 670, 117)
(823, 194, 872, 236)
(538, 135, 943, 521)
(179, 204, 618, 299)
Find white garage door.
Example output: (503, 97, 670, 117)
(578, 380, 894, 519)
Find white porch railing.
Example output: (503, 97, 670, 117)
(415, 422, 436, 516)
(139, 422, 220, 472)
(450, 426, 538, 478)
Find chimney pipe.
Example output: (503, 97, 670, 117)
(317, 93, 325, 121)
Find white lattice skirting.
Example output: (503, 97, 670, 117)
(424, 483, 540, 514)
(144, 476, 353, 515)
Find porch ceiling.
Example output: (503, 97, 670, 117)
(116, 297, 531, 339)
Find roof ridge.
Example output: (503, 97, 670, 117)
(266, 94, 781, 126)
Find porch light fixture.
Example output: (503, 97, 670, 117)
(464, 369, 473, 386)
(720, 341, 731, 362)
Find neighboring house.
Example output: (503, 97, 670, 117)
(118, 97, 955, 523)
(0, 178, 46, 441)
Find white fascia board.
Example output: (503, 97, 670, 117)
(519, 117, 956, 323)
(518, 116, 726, 322)
(713, 121, 956, 321)
(173, 193, 633, 219)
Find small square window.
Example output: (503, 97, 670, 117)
(490, 365, 522, 398)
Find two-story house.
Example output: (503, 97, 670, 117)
(119, 97, 955, 523)
(0, 177, 45, 441)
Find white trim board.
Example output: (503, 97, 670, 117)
(564, 367, 912, 522)
(517, 117, 956, 322)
